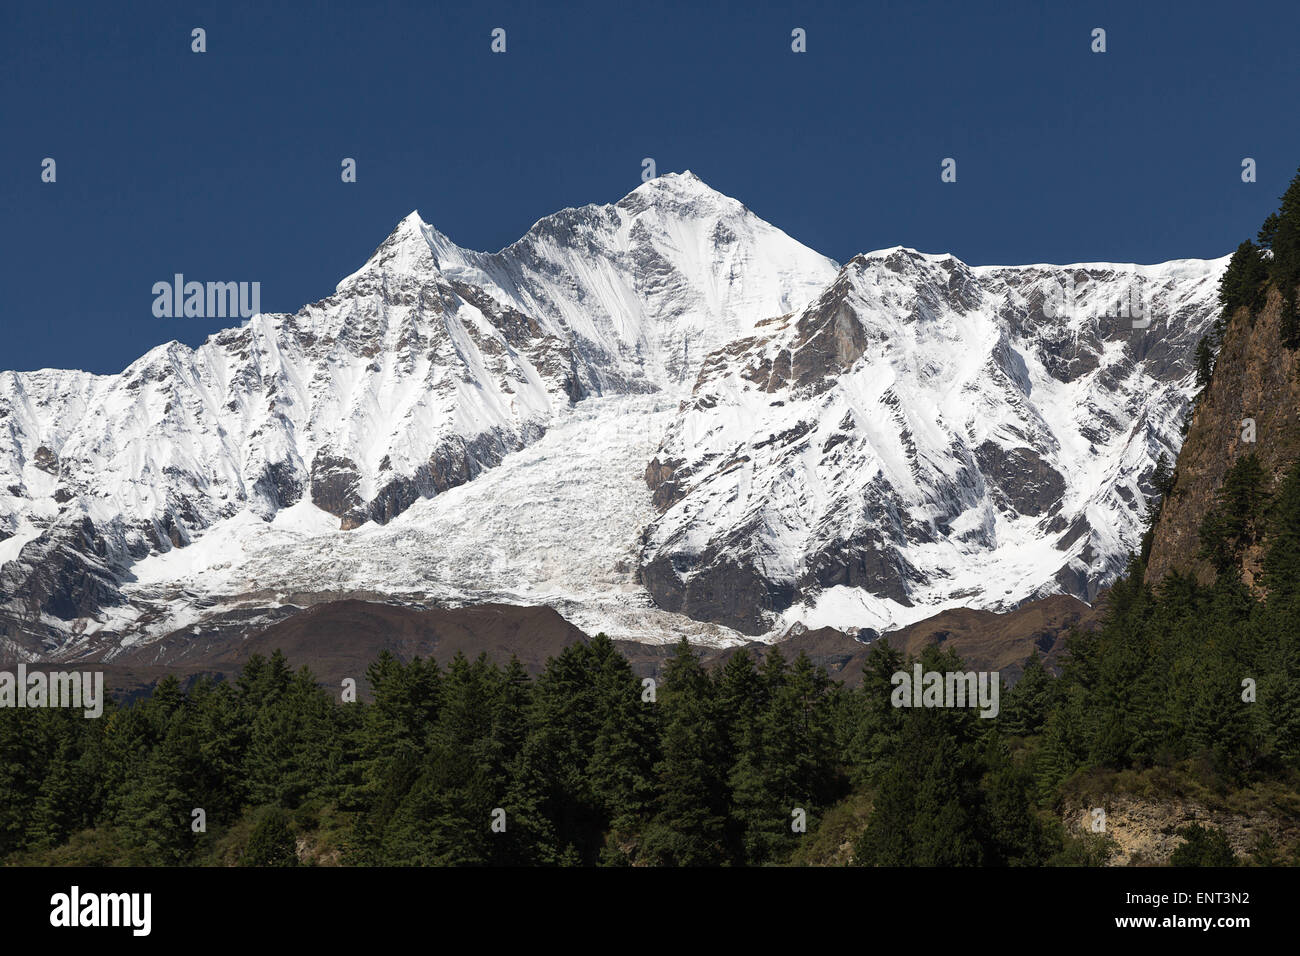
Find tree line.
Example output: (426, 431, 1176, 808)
(4, 491, 1298, 868)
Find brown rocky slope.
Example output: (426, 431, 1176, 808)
(1145, 288, 1300, 587)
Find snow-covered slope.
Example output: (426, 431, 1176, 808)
(642, 248, 1226, 633)
(0, 173, 837, 655)
(0, 174, 1226, 658)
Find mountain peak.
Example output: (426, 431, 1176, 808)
(620, 169, 736, 211)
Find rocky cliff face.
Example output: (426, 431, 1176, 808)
(1061, 792, 1297, 866)
(1145, 289, 1300, 587)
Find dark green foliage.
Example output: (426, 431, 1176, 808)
(1199, 454, 1267, 573)
(1001, 652, 1053, 736)
(1169, 824, 1237, 867)
(1217, 240, 1268, 322)
(1221, 167, 1300, 346)
(1263, 460, 1300, 607)
(1194, 336, 1214, 391)
(240, 807, 299, 867)
(640, 639, 729, 865)
(1271, 170, 1300, 342)
(1258, 212, 1280, 251)
(724, 648, 840, 865)
(851, 645, 1059, 867)
(854, 701, 986, 866)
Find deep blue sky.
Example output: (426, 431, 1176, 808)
(4, 0, 1299, 374)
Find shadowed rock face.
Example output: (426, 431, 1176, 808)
(974, 441, 1066, 517)
(0, 518, 122, 658)
(310, 453, 364, 525)
(639, 545, 795, 636)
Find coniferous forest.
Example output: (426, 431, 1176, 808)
(5, 176, 1300, 869)
(3, 478, 1300, 868)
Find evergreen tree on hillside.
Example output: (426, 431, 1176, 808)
(1263, 459, 1300, 606)
(854, 704, 985, 866)
(379, 653, 505, 866)
(0, 709, 51, 856)
(587, 636, 658, 856)
(839, 639, 906, 788)
(1217, 239, 1269, 323)
(640, 638, 729, 866)
(1001, 651, 1054, 736)
(190, 679, 248, 823)
(240, 806, 299, 867)
(1258, 212, 1280, 250)
(1199, 454, 1268, 573)
(117, 714, 202, 864)
(1194, 336, 1214, 392)
(490, 656, 556, 865)
(714, 649, 764, 766)
(1169, 823, 1237, 866)
(245, 666, 335, 809)
(236, 651, 293, 714)
(980, 739, 1059, 866)
(511, 641, 606, 862)
(727, 650, 837, 864)
(1270, 168, 1300, 346)
(24, 720, 93, 850)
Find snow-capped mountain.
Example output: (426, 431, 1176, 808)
(0, 173, 1226, 658)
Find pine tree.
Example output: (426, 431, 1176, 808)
(1194, 336, 1214, 391)
(117, 715, 202, 864)
(0, 709, 49, 856)
(1217, 240, 1268, 322)
(190, 679, 248, 823)
(245, 666, 335, 809)
(24, 720, 92, 849)
(1169, 823, 1237, 866)
(979, 741, 1058, 865)
(840, 639, 906, 789)
(1258, 212, 1280, 250)
(240, 806, 299, 867)
(640, 639, 729, 866)
(1270, 168, 1300, 346)
(854, 703, 985, 866)
(1199, 454, 1267, 573)
(1262, 460, 1300, 606)
(587, 636, 657, 858)
(380, 653, 506, 866)
(511, 641, 605, 862)
(1001, 651, 1054, 736)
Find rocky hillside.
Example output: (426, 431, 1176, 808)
(1145, 288, 1300, 587)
